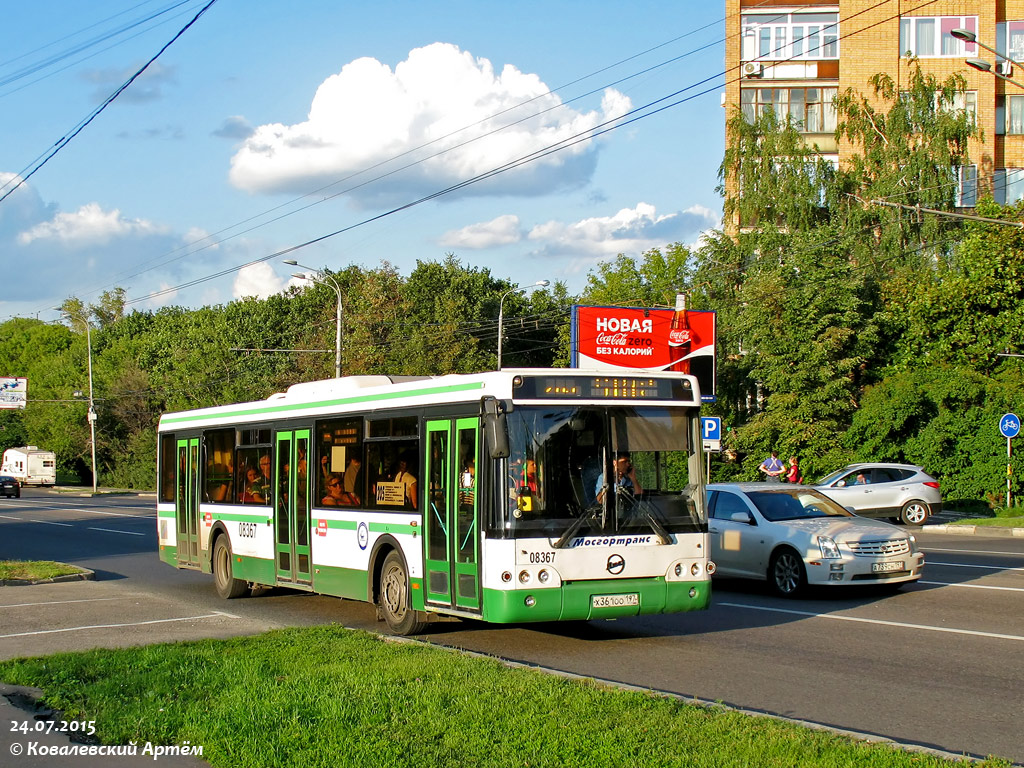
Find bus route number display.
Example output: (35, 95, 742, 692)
(514, 375, 692, 401)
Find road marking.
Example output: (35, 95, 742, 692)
(0, 597, 128, 609)
(87, 526, 146, 536)
(927, 561, 1024, 572)
(28, 518, 73, 527)
(718, 602, 1024, 642)
(0, 613, 229, 639)
(919, 580, 1024, 593)
(924, 547, 1024, 556)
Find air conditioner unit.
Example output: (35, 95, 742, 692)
(743, 62, 764, 78)
(996, 60, 1013, 76)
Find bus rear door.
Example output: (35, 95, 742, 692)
(175, 437, 201, 568)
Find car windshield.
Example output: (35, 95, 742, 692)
(746, 488, 852, 521)
(815, 467, 859, 486)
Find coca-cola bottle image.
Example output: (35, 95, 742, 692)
(667, 293, 691, 374)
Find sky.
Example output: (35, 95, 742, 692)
(0, 0, 728, 322)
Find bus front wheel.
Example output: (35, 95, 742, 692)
(378, 551, 426, 635)
(213, 535, 248, 599)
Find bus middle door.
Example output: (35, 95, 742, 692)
(424, 418, 480, 613)
(274, 430, 312, 587)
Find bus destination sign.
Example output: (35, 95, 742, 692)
(514, 375, 694, 402)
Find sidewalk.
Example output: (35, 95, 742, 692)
(923, 508, 1024, 537)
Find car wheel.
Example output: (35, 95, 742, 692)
(899, 500, 929, 526)
(769, 548, 807, 598)
(378, 550, 426, 636)
(212, 535, 248, 599)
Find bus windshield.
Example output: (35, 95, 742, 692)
(499, 405, 705, 540)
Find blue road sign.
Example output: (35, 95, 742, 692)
(1000, 413, 1021, 439)
(701, 417, 722, 441)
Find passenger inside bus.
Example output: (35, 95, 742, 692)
(322, 472, 357, 506)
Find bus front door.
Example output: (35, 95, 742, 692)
(424, 418, 481, 613)
(274, 430, 312, 586)
(175, 437, 201, 568)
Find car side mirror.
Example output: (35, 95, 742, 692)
(729, 511, 755, 525)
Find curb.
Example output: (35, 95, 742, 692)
(0, 568, 95, 587)
(922, 523, 1024, 537)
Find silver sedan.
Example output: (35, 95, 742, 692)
(707, 483, 924, 597)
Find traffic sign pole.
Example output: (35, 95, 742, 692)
(1000, 413, 1020, 509)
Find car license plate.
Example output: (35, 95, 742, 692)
(591, 593, 639, 609)
(872, 561, 904, 573)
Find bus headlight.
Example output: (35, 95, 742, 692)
(690, 562, 701, 577)
(518, 570, 531, 584)
(818, 536, 841, 560)
(538, 569, 550, 584)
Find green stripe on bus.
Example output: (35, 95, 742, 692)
(315, 519, 417, 536)
(161, 381, 486, 425)
(211, 512, 274, 524)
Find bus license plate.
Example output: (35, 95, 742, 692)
(592, 593, 639, 609)
(872, 561, 904, 573)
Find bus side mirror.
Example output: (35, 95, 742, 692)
(482, 397, 509, 459)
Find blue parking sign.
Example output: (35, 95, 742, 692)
(1000, 413, 1020, 439)
(701, 417, 721, 441)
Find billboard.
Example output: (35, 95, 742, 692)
(0, 377, 27, 410)
(570, 305, 716, 402)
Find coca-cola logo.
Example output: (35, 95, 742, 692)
(595, 331, 629, 346)
(668, 329, 692, 346)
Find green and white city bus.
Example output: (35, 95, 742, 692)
(157, 369, 712, 634)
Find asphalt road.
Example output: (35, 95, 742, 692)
(1, 489, 1022, 765)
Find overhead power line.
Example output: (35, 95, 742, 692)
(0, 0, 219, 205)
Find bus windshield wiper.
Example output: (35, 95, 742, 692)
(618, 487, 671, 545)
(552, 507, 597, 549)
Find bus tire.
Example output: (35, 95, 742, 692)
(769, 547, 806, 598)
(213, 534, 248, 599)
(378, 550, 426, 635)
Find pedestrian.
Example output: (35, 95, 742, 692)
(785, 456, 802, 484)
(758, 451, 785, 483)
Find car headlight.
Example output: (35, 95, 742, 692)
(908, 534, 919, 553)
(818, 536, 841, 560)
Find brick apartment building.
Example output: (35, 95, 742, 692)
(724, 0, 1024, 211)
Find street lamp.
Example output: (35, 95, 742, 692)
(284, 260, 343, 378)
(57, 308, 97, 494)
(954, 28, 1024, 87)
(497, 279, 549, 370)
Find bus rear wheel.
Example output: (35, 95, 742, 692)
(213, 535, 248, 599)
(378, 551, 426, 636)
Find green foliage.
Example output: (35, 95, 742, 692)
(847, 366, 1024, 507)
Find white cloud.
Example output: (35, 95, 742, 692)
(229, 43, 631, 203)
(233, 262, 287, 300)
(439, 214, 522, 249)
(17, 203, 166, 245)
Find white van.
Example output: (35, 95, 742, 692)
(1, 446, 57, 486)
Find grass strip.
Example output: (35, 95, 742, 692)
(0, 560, 83, 581)
(0, 625, 1012, 768)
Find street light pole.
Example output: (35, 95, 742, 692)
(57, 307, 98, 493)
(283, 260, 343, 378)
(497, 279, 549, 370)
(954, 28, 1024, 87)
(85, 320, 97, 494)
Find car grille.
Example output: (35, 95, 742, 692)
(846, 539, 910, 557)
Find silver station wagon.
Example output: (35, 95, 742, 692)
(707, 483, 924, 597)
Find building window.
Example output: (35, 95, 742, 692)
(996, 22, 1024, 61)
(956, 166, 977, 207)
(742, 11, 839, 61)
(994, 169, 1024, 205)
(900, 16, 977, 57)
(740, 87, 837, 133)
(1005, 95, 1024, 134)
(939, 91, 977, 123)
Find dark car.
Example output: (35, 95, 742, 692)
(0, 475, 20, 498)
